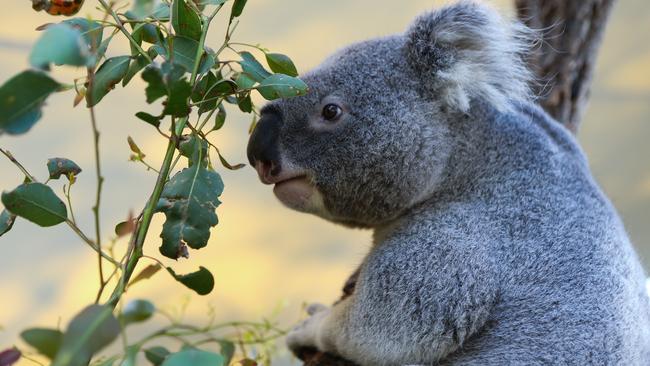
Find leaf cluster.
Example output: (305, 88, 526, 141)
(0, 0, 306, 365)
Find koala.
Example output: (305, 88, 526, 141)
(246, 1, 650, 365)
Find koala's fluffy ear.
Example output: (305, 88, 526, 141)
(405, 1, 534, 112)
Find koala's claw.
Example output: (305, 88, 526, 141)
(287, 303, 331, 353)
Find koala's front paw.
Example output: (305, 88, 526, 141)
(287, 303, 330, 353)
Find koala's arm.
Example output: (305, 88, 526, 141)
(298, 237, 500, 366)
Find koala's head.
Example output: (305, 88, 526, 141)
(247, 1, 532, 228)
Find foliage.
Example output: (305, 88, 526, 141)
(0, 0, 307, 364)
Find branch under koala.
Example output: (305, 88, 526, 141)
(515, 0, 617, 134)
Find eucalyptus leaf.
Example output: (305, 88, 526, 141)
(230, 0, 248, 19)
(218, 341, 234, 365)
(87, 56, 131, 107)
(63, 18, 103, 50)
(1, 183, 67, 227)
(239, 51, 271, 82)
(20, 328, 63, 360)
(169, 36, 201, 73)
(156, 163, 224, 259)
(144, 346, 170, 365)
(120, 346, 139, 366)
(142, 66, 167, 103)
(47, 158, 82, 180)
(213, 104, 226, 131)
(163, 78, 192, 117)
(257, 73, 308, 100)
(0, 70, 60, 135)
(130, 0, 155, 18)
(167, 267, 215, 295)
(178, 134, 208, 167)
(236, 92, 252, 113)
(51, 305, 120, 366)
(135, 111, 162, 128)
(161, 349, 223, 366)
(0, 209, 16, 237)
(265, 53, 298, 77)
(172, 0, 202, 41)
(121, 299, 155, 325)
(30, 24, 92, 69)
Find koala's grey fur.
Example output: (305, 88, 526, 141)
(248, 1, 650, 365)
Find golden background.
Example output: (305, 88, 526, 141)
(1, 0, 649, 365)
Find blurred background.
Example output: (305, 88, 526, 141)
(0, 0, 648, 365)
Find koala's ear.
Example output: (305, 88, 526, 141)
(405, 1, 534, 112)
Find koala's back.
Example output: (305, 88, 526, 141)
(432, 103, 650, 364)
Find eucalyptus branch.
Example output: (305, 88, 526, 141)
(86, 65, 106, 304)
(0, 148, 118, 266)
(105, 8, 224, 306)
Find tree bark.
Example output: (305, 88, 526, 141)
(515, 0, 616, 133)
(299, 1, 616, 364)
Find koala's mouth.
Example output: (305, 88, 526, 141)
(273, 176, 319, 213)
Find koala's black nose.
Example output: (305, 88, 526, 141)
(247, 106, 283, 177)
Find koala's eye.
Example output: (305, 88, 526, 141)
(321, 103, 342, 121)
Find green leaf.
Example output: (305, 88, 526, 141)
(135, 112, 162, 128)
(30, 24, 92, 69)
(192, 73, 236, 114)
(169, 36, 201, 73)
(236, 92, 252, 113)
(20, 328, 63, 360)
(167, 266, 215, 295)
(163, 79, 192, 117)
(239, 51, 271, 82)
(0, 70, 60, 135)
(151, 3, 171, 20)
(144, 347, 170, 366)
(51, 305, 120, 366)
(218, 341, 234, 365)
(1, 183, 67, 227)
(172, 0, 202, 41)
(121, 299, 155, 325)
(162, 349, 223, 366)
(47, 158, 82, 180)
(265, 53, 298, 77)
(0, 209, 16, 237)
(213, 104, 226, 131)
(87, 56, 131, 107)
(230, 0, 248, 19)
(197, 0, 227, 6)
(142, 66, 167, 103)
(120, 345, 139, 366)
(235, 72, 256, 89)
(156, 163, 224, 259)
(257, 74, 308, 100)
(178, 134, 208, 167)
(123, 53, 151, 87)
(62, 18, 103, 50)
(130, 0, 155, 18)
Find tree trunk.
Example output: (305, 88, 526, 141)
(299, 1, 616, 364)
(515, 0, 616, 133)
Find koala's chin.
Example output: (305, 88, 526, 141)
(273, 178, 328, 216)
